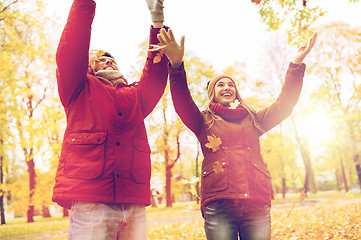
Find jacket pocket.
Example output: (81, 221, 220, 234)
(253, 162, 272, 196)
(202, 160, 229, 193)
(131, 137, 151, 184)
(64, 131, 107, 180)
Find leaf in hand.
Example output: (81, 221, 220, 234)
(229, 99, 240, 109)
(205, 135, 222, 152)
(149, 44, 166, 52)
(89, 49, 105, 63)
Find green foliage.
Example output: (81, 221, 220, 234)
(257, 0, 325, 46)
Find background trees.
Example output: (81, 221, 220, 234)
(0, 0, 360, 224)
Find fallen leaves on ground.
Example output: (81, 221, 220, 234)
(148, 197, 361, 240)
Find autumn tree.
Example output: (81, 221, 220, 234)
(310, 22, 361, 190)
(0, 0, 57, 222)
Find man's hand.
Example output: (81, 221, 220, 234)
(147, 0, 164, 22)
(157, 28, 185, 68)
(292, 32, 318, 65)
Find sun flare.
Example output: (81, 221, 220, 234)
(302, 110, 333, 147)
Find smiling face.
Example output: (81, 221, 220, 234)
(93, 56, 119, 72)
(213, 78, 237, 107)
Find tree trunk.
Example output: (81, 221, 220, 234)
(27, 156, 36, 223)
(165, 160, 172, 207)
(291, 117, 317, 194)
(340, 157, 349, 192)
(354, 154, 361, 190)
(0, 142, 5, 225)
(282, 178, 286, 199)
(42, 206, 51, 218)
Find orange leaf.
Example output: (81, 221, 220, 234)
(213, 161, 224, 174)
(256, 81, 264, 87)
(205, 135, 222, 152)
(153, 52, 163, 64)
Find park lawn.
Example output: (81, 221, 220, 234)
(1, 193, 360, 239)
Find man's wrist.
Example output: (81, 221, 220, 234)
(152, 22, 163, 29)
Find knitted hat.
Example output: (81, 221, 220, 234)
(206, 75, 241, 102)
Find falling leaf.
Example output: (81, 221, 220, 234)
(256, 81, 264, 87)
(229, 99, 240, 109)
(251, 0, 261, 4)
(205, 135, 222, 152)
(293, 173, 299, 183)
(213, 161, 224, 174)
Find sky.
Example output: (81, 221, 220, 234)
(46, 0, 361, 77)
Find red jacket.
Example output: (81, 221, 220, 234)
(52, 0, 168, 209)
(169, 63, 305, 214)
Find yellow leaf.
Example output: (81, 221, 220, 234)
(205, 135, 222, 152)
(149, 44, 166, 52)
(229, 99, 240, 109)
(89, 49, 105, 63)
(153, 53, 163, 64)
(256, 81, 264, 87)
(213, 161, 224, 174)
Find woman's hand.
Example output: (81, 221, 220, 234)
(157, 28, 185, 68)
(292, 32, 318, 65)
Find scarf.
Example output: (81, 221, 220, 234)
(96, 70, 128, 86)
(209, 102, 248, 121)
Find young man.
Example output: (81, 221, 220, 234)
(52, 0, 168, 239)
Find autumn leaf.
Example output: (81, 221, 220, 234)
(89, 49, 105, 63)
(149, 44, 165, 64)
(205, 135, 222, 152)
(153, 52, 163, 64)
(213, 161, 224, 174)
(229, 99, 240, 109)
(256, 81, 264, 87)
(251, 0, 261, 4)
(149, 44, 166, 52)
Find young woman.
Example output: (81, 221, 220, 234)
(158, 29, 317, 240)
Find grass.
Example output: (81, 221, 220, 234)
(1, 192, 360, 239)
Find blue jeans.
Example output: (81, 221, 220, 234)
(68, 201, 147, 240)
(204, 199, 271, 240)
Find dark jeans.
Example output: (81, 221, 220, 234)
(204, 199, 271, 240)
